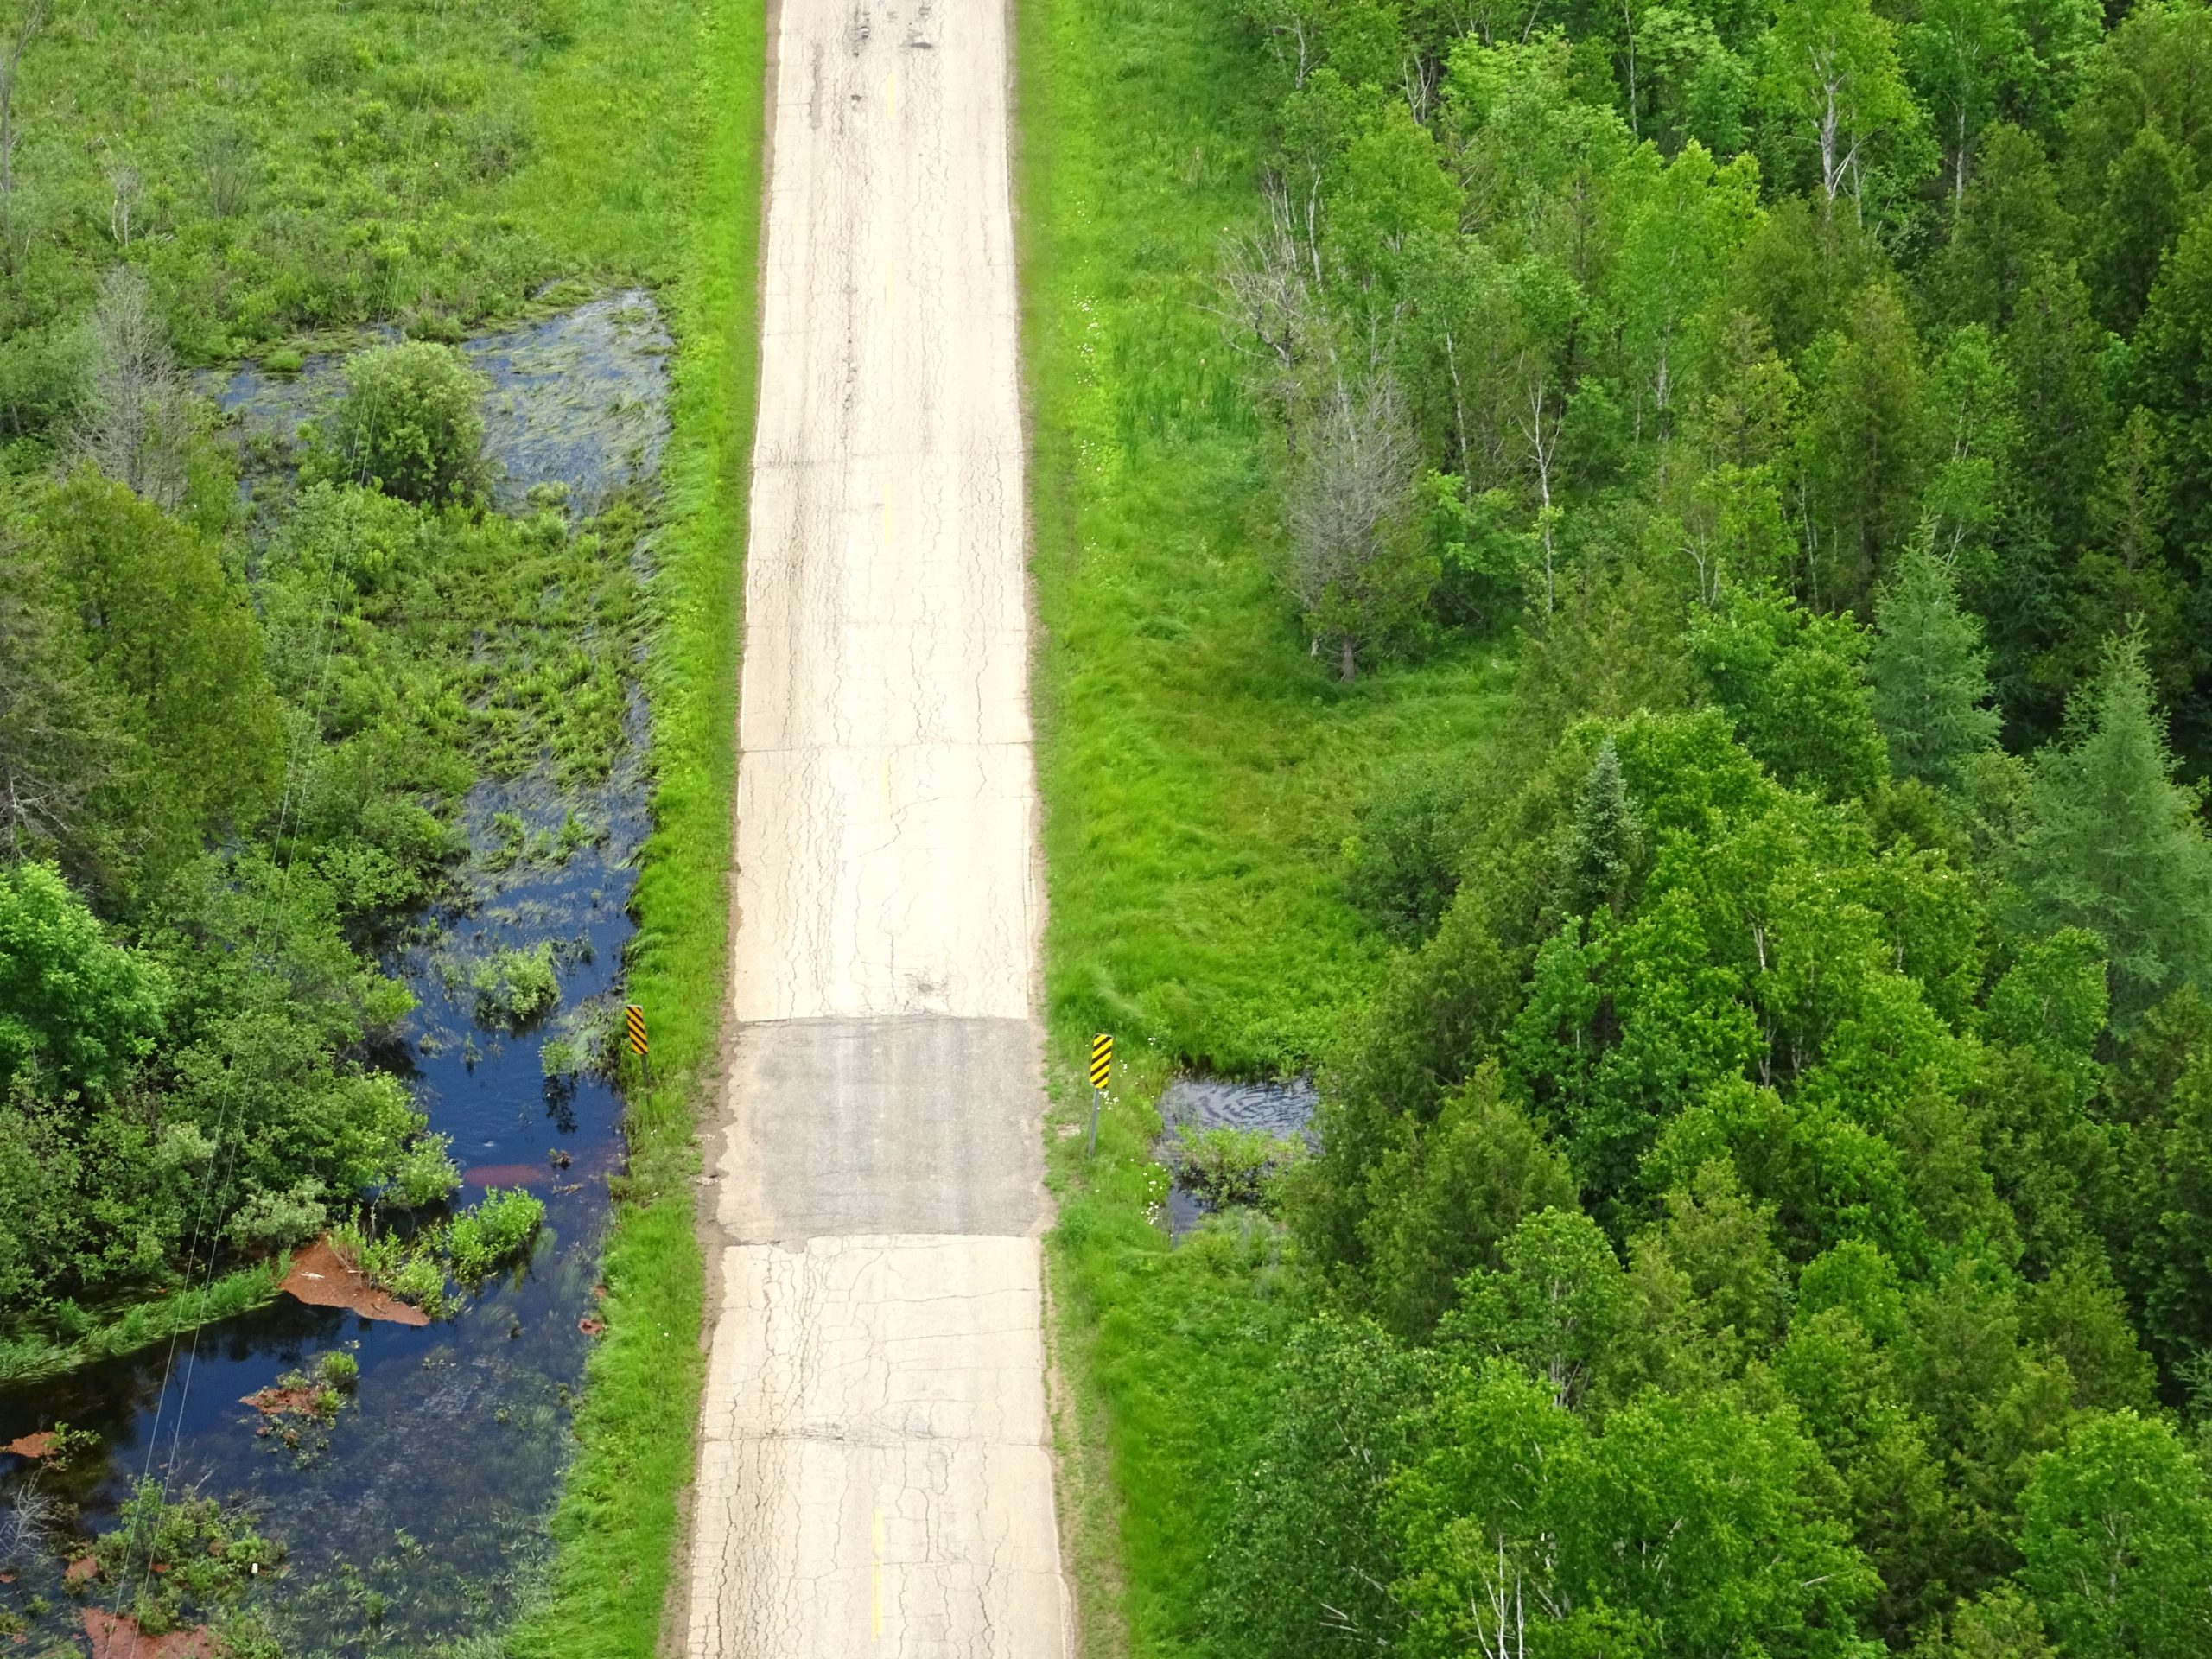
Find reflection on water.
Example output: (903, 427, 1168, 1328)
(205, 290, 672, 512)
(2, 293, 671, 1658)
(0, 749, 646, 1656)
(1156, 1077, 1318, 1240)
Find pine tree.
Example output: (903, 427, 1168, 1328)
(1869, 550, 2001, 785)
(1563, 735, 1642, 915)
(2011, 635, 2212, 1021)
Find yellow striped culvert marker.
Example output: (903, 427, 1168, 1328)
(625, 1003, 649, 1086)
(1086, 1033, 1111, 1158)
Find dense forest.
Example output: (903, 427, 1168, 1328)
(0, 0, 655, 1363)
(1169, 0, 2212, 1651)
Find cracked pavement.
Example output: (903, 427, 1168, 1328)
(688, 0, 1068, 1647)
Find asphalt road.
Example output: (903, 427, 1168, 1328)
(684, 0, 1068, 1647)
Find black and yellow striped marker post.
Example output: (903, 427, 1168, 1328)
(1086, 1033, 1112, 1158)
(625, 1003, 648, 1087)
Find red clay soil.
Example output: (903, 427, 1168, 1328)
(239, 1387, 323, 1416)
(461, 1163, 542, 1187)
(64, 1555, 99, 1586)
(3, 1431, 54, 1459)
(82, 1611, 220, 1659)
(279, 1238, 429, 1327)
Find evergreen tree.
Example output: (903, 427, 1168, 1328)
(1937, 124, 2071, 331)
(1362, 1065, 1576, 1338)
(2010, 634, 2212, 1021)
(2086, 126, 2193, 335)
(2002, 253, 2112, 554)
(1802, 280, 1928, 611)
(1562, 734, 1642, 913)
(1871, 551, 2001, 785)
(2136, 205, 2212, 553)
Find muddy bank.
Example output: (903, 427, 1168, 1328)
(276, 1243, 430, 1329)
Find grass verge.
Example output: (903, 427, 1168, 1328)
(1015, 0, 1512, 1083)
(506, 1, 765, 1655)
(1014, 0, 1510, 1646)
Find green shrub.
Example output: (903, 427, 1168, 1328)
(388, 1251, 449, 1315)
(1342, 761, 1474, 945)
(1174, 1126, 1306, 1211)
(315, 340, 488, 505)
(449, 1188, 543, 1280)
(470, 942, 560, 1029)
(387, 1135, 461, 1208)
(224, 1180, 328, 1252)
(315, 1350, 358, 1389)
(0, 863, 169, 1096)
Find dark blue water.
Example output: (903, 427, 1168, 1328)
(0, 747, 646, 1656)
(0, 296, 670, 1657)
(205, 290, 672, 514)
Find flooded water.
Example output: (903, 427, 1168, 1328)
(205, 290, 672, 513)
(1155, 1077, 1316, 1239)
(0, 754, 645, 1656)
(0, 296, 668, 1658)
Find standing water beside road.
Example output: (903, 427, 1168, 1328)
(1155, 1077, 1317, 1239)
(0, 295, 670, 1659)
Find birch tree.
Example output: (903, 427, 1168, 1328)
(1759, 0, 1923, 219)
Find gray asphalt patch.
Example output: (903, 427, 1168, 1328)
(715, 1017, 1049, 1242)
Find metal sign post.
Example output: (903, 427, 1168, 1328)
(626, 1003, 649, 1089)
(1086, 1033, 1112, 1158)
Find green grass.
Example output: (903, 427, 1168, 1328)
(1016, 0, 1514, 1081)
(1046, 1100, 1306, 1655)
(0, 0, 760, 1648)
(2, 0, 709, 361)
(0, 1263, 283, 1386)
(506, 0, 763, 1654)
(1013, 0, 1516, 1644)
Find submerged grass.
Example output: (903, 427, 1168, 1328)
(508, 0, 763, 1656)
(1014, 0, 1511, 1645)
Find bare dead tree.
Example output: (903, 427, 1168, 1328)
(1284, 366, 1421, 680)
(76, 265, 197, 512)
(1469, 1532, 1530, 1659)
(1510, 357, 1563, 615)
(1219, 175, 1325, 454)
(0, 0, 51, 277)
(0, 1478, 59, 1567)
(1402, 49, 1439, 125)
(1246, 0, 1318, 88)
(107, 153, 141, 248)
